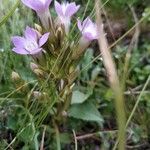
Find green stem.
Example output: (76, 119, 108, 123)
(126, 75, 150, 127)
(57, 87, 72, 120)
(53, 121, 61, 150)
(113, 75, 150, 150)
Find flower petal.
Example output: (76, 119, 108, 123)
(11, 36, 25, 48)
(83, 17, 92, 27)
(84, 32, 96, 40)
(55, 1, 63, 16)
(77, 20, 82, 31)
(39, 33, 50, 47)
(12, 47, 29, 55)
(78, 17, 98, 41)
(24, 26, 37, 41)
(21, 0, 45, 12)
(65, 3, 80, 17)
(45, 0, 52, 9)
(29, 48, 42, 55)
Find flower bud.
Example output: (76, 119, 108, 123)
(35, 69, 44, 77)
(11, 71, 20, 82)
(11, 71, 28, 92)
(33, 91, 42, 99)
(34, 23, 42, 33)
(30, 63, 47, 78)
(30, 62, 39, 71)
(55, 27, 65, 47)
(32, 91, 47, 100)
(56, 27, 65, 39)
(62, 111, 68, 117)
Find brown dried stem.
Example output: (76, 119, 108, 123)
(95, 0, 126, 149)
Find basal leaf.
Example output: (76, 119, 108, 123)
(71, 90, 89, 104)
(68, 101, 104, 123)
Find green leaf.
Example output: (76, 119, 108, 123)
(7, 115, 18, 130)
(80, 48, 94, 80)
(71, 90, 89, 104)
(91, 65, 101, 80)
(60, 133, 72, 144)
(68, 101, 104, 123)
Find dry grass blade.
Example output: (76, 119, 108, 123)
(95, 0, 126, 149)
(73, 130, 78, 150)
(40, 126, 46, 150)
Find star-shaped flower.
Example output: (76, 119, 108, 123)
(55, 1, 80, 33)
(78, 17, 98, 41)
(12, 26, 49, 55)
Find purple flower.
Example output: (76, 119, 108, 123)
(78, 17, 98, 41)
(12, 26, 50, 55)
(21, 0, 52, 13)
(55, 1, 80, 33)
(21, 0, 52, 30)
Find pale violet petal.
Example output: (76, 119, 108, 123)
(84, 32, 97, 40)
(55, 1, 64, 16)
(83, 17, 92, 27)
(39, 33, 50, 47)
(30, 48, 43, 55)
(12, 47, 29, 55)
(21, 0, 45, 12)
(11, 36, 25, 48)
(24, 26, 37, 41)
(65, 3, 80, 17)
(78, 17, 98, 41)
(45, 0, 52, 9)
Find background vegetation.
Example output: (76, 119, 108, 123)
(0, 0, 150, 149)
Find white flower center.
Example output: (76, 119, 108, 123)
(83, 24, 97, 37)
(25, 40, 38, 52)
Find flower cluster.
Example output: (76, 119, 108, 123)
(11, 0, 99, 100)
(11, 0, 100, 127)
(12, 0, 98, 57)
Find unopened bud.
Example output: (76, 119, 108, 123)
(34, 23, 42, 33)
(30, 62, 38, 71)
(30, 63, 45, 77)
(50, 44, 55, 51)
(55, 27, 65, 48)
(33, 91, 42, 99)
(11, 71, 20, 81)
(62, 111, 68, 117)
(33, 68, 45, 77)
(33, 91, 47, 100)
(11, 71, 27, 92)
(56, 27, 64, 38)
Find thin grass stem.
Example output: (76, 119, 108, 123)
(95, 0, 126, 149)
